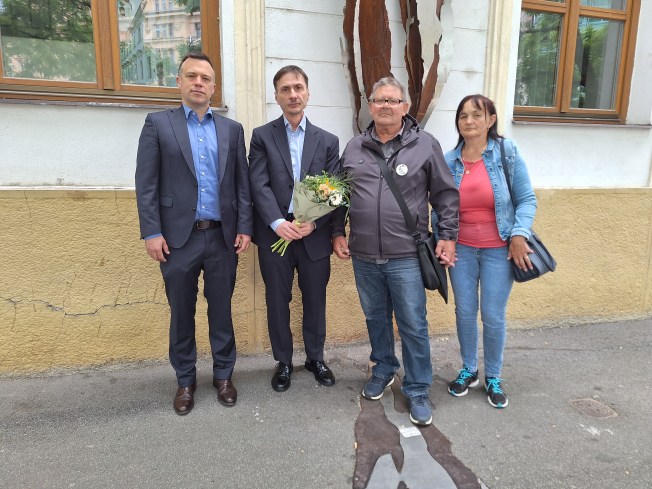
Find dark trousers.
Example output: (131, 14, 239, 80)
(258, 238, 330, 365)
(160, 227, 237, 387)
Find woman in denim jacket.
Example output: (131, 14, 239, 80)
(435, 94, 537, 408)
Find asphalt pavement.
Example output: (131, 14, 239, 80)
(1, 318, 650, 489)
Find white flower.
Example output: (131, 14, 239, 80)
(329, 192, 343, 206)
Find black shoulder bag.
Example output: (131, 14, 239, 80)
(499, 138, 556, 282)
(375, 154, 448, 302)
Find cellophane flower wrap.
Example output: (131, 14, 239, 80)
(271, 171, 352, 255)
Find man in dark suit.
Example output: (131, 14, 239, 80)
(249, 65, 339, 392)
(135, 52, 253, 415)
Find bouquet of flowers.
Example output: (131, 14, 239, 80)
(271, 171, 352, 255)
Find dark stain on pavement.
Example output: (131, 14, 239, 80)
(353, 376, 483, 489)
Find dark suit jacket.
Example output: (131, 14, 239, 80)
(248, 116, 340, 261)
(135, 106, 253, 249)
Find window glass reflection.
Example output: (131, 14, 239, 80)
(515, 11, 562, 107)
(0, 0, 96, 82)
(118, 0, 202, 87)
(570, 17, 623, 109)
(580, 1, 626, 10)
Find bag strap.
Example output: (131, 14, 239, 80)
(499, 137, 514, 204)
(501, 138, 537, 244)
(374, 153, 422, 243)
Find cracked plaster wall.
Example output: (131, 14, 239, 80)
(1, 188, 651, 374)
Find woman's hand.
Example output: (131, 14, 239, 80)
(508, 235, 533, 271)
(436, 240, 457, 268)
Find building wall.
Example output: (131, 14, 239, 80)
(1, 0, 651, 374)
(1, 187, 650, 373)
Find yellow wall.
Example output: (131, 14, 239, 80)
(1, 188, 651, 373)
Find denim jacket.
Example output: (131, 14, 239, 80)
(432, 137, 536, 242)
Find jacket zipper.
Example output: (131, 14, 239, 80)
(377, 171, 383, 258)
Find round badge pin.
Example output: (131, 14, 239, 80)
(396, 164, 408, 176)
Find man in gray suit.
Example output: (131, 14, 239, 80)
(249, 65, 339, 392)
(136, 52, 253, 415)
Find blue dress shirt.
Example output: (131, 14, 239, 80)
(270, 115, 306, 231)
(184, 104, 220, 222)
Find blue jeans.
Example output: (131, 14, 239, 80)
(352, 257, 431, 398)
(449, 244, 514, 378)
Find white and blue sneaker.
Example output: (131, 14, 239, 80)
(485, 377, 508, 408)
(448, 367, 479, 397)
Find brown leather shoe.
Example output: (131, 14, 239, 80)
(213, 378, 237, 407)
(173, 383, 196, 415)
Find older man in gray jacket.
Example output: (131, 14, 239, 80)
(332, 76, 459, 426)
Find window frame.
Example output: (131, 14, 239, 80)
(515, 0, 641, 123)
(0, 0, 222, 106)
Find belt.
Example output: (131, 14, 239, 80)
(194, 220, 221, 230)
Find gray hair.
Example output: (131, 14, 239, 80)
(370, 77, 409, 104)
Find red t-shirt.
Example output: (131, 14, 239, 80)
(457, 160, 506, 248)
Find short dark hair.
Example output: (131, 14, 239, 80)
(454, 94, 502, 146)
(177, 52, 214, 75)
(272, 65, 309, 91)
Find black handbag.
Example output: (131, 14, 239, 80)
(499, 139, 556, 282)
(375, 154, 448, 302)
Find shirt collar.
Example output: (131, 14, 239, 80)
(283, 115, 306, 132)
(182, 104, 213, 120)
(371, 121, 405, 144)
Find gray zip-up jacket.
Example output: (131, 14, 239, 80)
(332, 115, 459, 259)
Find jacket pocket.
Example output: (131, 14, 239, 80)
(160, 195, 173, 207)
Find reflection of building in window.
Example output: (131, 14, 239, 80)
(119, 1, 133, 17)
(119, 1, 200, 87)
(155, 0, 176, 12)
(154, 24, 174, 38)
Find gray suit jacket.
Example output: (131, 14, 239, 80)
(248, 116, 340, 261)
(135, 106, 253, 249)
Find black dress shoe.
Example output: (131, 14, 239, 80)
(213, 378, 237, 407)
(271, 362, 293, 392)
(173, 383, 196, 415)
(305, 359, 336, 387)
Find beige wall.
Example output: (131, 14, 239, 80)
(1, 188, 651, 374)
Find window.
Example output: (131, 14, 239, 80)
(153, 23, 174, 38)
(0, 0, 222, 105)
(514, 0, 640, 122)
(155, 1, 177, 13)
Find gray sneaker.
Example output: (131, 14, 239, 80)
(408, 395, 433, 426)
(361, 375, 395, 400)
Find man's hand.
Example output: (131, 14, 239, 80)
(296, 221, 315, 238)
(435, 239, 456, 268)
(234, 234, 251, 254)
(332, 236, 350, 260)
(275, 220, 303, 241)
(145, 236, 170, 263)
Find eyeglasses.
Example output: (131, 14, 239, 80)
(370, 98, 403, 108)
